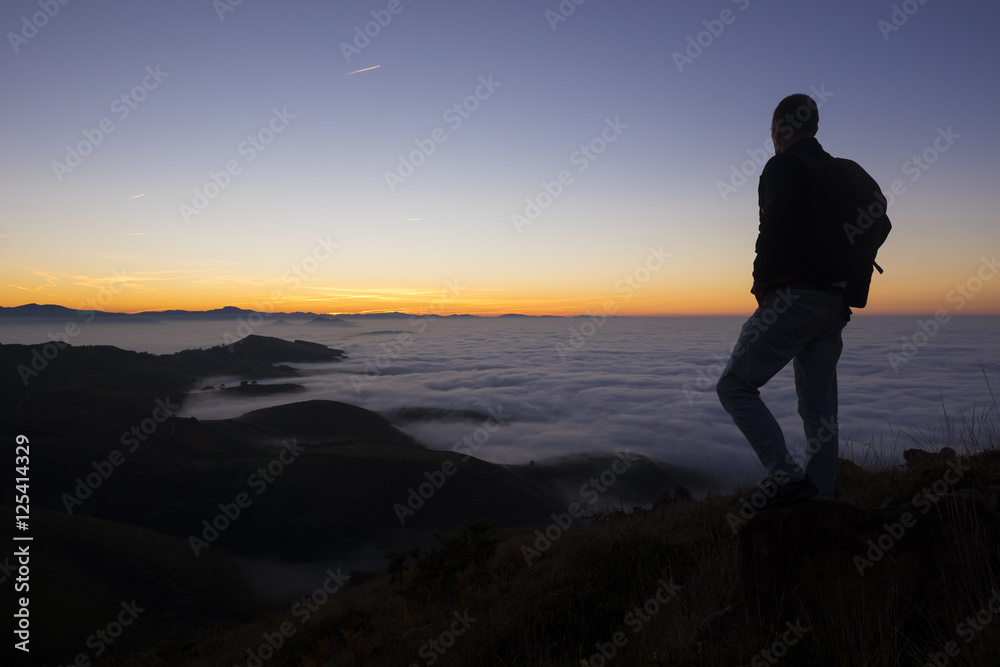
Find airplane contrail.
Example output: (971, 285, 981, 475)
(343, 65, 381, 76)
(129, 193, 146, 199)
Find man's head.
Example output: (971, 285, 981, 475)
(771, 94, 818, 154)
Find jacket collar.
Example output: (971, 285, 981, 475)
(782, 136, 832, 160)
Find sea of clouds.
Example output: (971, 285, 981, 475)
(6, 314, 998, 492)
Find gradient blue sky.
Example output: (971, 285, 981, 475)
(2, 0, 998, 315)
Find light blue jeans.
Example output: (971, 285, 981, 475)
(716, 287, 847, 499)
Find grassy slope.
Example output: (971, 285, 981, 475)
(138, 421, 1000, 667)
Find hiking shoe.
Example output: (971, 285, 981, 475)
(760, 474, 818, 509)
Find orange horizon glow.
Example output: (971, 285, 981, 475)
(4, 255, 999, 317)
(3, 282, 999, 319)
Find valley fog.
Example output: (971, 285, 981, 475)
(5, 314, 998, 491)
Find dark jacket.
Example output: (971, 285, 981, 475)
(752, 137, 891, 307)
(752, 137, 835, 299)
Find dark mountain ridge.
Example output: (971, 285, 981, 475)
(0, 334, 702, 665)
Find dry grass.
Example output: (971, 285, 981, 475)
(109, 398, 1000, 667)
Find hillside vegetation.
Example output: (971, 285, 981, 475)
(6, 336, 998, 666)
(109, 399, 1000, 667)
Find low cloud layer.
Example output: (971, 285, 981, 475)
(7, 315, 998, 492)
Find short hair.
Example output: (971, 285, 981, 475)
(772, 94, 818, 138)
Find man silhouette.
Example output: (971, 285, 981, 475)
(716, 93, 888, 506)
